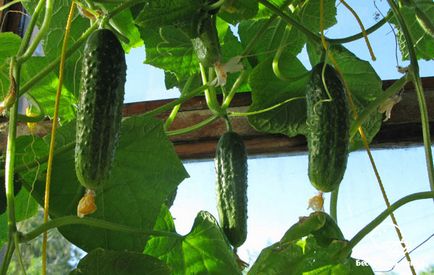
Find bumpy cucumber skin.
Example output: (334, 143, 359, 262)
(215, 131, 248, 248)
(306, 63, 349, 192)
(75, 29, 126, 190)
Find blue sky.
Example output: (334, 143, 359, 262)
(122, 1, 434, 273)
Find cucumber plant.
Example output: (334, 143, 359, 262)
(0, 0, 433, 274)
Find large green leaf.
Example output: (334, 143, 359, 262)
(140, 26, 199, 80)
(70, 248, 170, 275)
(0, 32, 21, 98)
(248, 51, 310, 137)
(144, 208, 241, 275)
(140, 19, 244, 85)
(391, 1, 434, 60)
(249, 212, 374, 275)
(17, 116, 188, 252)
(135, 0, 208, 38)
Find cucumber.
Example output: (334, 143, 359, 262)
(191, 15, 221, 68)
(75, 29, 126, 191)
(306, 63, 349, 192)
(215, 131, 248, 248)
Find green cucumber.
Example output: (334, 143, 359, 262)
(306, 63, 349, 192)
(215, 131, 248, 248)
(75, 29, 126, 191)
(191, 15, 221, 68)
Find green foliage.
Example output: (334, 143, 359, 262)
(249, 212, 374, 275)
(70, 248, 170, 275)
(0, 0, 432, 273)
(144, 206, 241, 275)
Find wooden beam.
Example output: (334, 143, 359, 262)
(123, 77, 434, 159)
(2, 78, 432, 159)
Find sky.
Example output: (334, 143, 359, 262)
(122, 1, 434, 274)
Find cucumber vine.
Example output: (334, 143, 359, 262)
(0, 0, 433, 274)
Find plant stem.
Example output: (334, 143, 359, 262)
(166, 115, 220, 137)
(143, 85, 209, 118)
(164, 76, 194, 130)
(221, 71, 248, 109)
(330, 187, 339, 223)
(41, 3, 75, 274)
(17, 0, 54, 64)
(16, 0, 44, 56)
(229, 96, 305, 117)
(13, 232, 26, 275)
(0, 239, 15, 275)
(21, 216, 183, 243)
(200, 64, 222, 115)
(345, 191, 434, 255)
(3, 57, 20, 275)
(0, 0, 23, 12)
(328, 9, 393, 45)
(386, 0, 434, 193)
(411, 73, 434, 192)
(349, 75, 408, 139)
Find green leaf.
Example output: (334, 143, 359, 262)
(218, 0, 259, 24)
(248, 51, 309, 137)
(0, 32, 21, 98)
(144, 209, 241, 275)
(391, 3, 434, 60)
(307, 44, 383, 150)
(70, 248, 170, 275)
(249, 212, 374, 275)
(300, 0, 337, 32)
(135, 0, 207, 37)
(18, 116, 188, 252)
(140, 26, 199, 79)
(22, 57, 77, 122)
(238, 17, 306, 65)
(0, 32, 20, 63)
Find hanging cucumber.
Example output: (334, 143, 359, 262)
(191, 14, 221, 68)
(215, 131, 248, 248)
(306, 63, 349, 192)
(75, 28, 126, 217)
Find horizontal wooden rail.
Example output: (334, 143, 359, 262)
(123, 77, 434, 160)
(1, 78, 432, 160)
